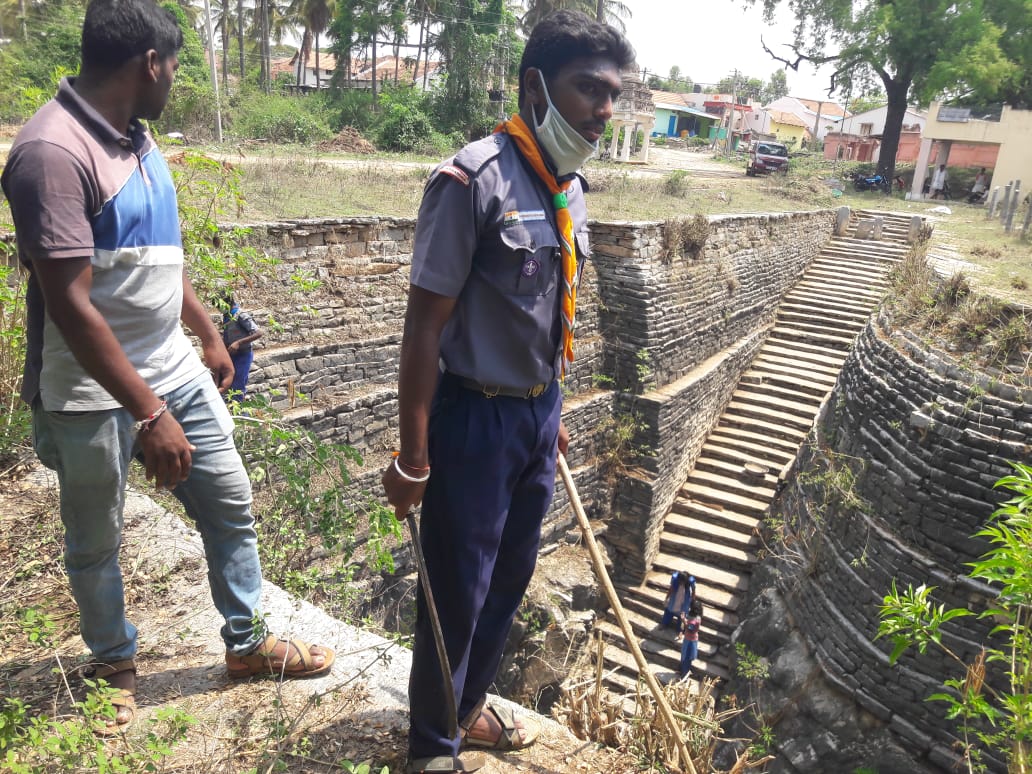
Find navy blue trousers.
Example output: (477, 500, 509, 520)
(408, 374, 562, 760)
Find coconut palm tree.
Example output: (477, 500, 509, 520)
(520, 0, 630, 34)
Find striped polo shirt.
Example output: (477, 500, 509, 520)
(2, 78, 205, 410)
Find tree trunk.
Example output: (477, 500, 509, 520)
(237, 0, 245, 79)
(394, 34, 400, 84)
(314, 33, 321, 91)
(595, 0, 604, 23)
(877, 78, 911, 184)
(413, 9, 425, 85)
(221, 13, 229, 88)
(372, 28, 378, 105)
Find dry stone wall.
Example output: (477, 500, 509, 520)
(1, 209, 834, 578)
(721, 312, 1032, 773)
(226, 211, 834, 579)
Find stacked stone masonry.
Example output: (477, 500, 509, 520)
(764, 313, 1031, 773)
(209, 211, 834, 576)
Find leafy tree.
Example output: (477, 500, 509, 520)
(878, 462, 1032, 772)
(747, 0, 1015, 184)
(760, 69, 788, 104)
(984, 0, 1032, 108)
(714, 72, 763, 101)
(521, 0, 630, 34)
(647, 65, 693, 94)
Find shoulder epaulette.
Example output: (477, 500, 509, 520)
(436, 134, 506, 186)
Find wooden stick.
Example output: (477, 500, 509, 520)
(558, 454, 697, 774)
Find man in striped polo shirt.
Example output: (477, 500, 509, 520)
(2, 0, 333, 734)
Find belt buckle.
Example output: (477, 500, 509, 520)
(528, 383, 545, 398)
(482, 384, 500, 398)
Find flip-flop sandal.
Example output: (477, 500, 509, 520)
(82, 658, 137, 736)
(406, 752, 486, 773)
(226, 635, 335, 679)
(460, 702, 540, 751)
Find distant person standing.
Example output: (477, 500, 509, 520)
(661, 571, 694, 629)
(679, 599, 703, 678)
(968, 167, 988, 203)
(221, 295, 262, 403)
(930, 164, 949, 199)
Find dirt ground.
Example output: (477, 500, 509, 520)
(0, 465, 648, 773)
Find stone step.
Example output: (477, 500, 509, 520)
(778, 301, 873, 326)
(775, 308, 870, 336)
(718, 410, 811, 444)
(693, 453, 781, 489)
(752, 351, 842, 381)
(783, 288, 883, 316)
(651, 552, 750, 596)
(706, 425, 802, 455)
(686, 465, 777, 502)
(735, 375, 828, 406)
(759, 341, 849, 371)
(596, 619, 729, 669)
(597, 631, 730, 689)
(803, 266, 890, 289)
(661, 518, 757, 558)
(599, 599, 736, 648)
(807, 258, 894, 282)
(767, 324, 857, 350)
(740, 367, 831, 399)
(680, 480, 771, 519)
(701, 438, 796, 471)
(723, 399, 820, 432)
(791, 280, 884, 305)
(731, 387, 822, 421)
(762, 335, 855, 361)
(668, 498, 763, 536)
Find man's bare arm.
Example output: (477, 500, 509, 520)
(381, 285, 457, 519)
(33, 257, 196, 488)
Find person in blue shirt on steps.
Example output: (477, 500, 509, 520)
(661, 571, 695, 629)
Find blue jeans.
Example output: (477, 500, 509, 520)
(680, 639, 698, 676)
(32, 372, 264, 662)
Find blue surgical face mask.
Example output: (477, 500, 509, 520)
(532, 72, 598, 176)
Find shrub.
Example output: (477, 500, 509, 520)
(228, 93, 334, 144)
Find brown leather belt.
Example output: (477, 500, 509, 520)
(455, 375, 550, 399)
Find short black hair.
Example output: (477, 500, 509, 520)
(518, 10, 636, 107)
(81, 0, 183, 71)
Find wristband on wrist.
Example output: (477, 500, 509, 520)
(393, 456, 430, 483)
(132, 400, 168, 435)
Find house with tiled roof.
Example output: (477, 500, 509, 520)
(649, 89, 719, 139)
(765, 109, 810, 147)
(273, 48, 443, 92)
(761, 96, 851, 142)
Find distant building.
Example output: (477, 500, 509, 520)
(273, 49, 443, 92)
(912, 101, 1030, 200)
(762, 96, 849, 142)
(824, 104, 999, 170)
(649, 90, 719, 139)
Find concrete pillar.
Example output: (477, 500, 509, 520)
(1001, 182, 1013, 223)
(987, 187, 1000, 219)
(608, 123, 622, 159)
(619, 123, 633, 161)
(834, 207, 851, 236)
(1006, 181, 1022, 232)
(640, 119, 655, 163)
(912, 137, 934, 200)
(907, 215, 923, 243)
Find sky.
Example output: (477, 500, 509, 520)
(622, 0, 842, 103)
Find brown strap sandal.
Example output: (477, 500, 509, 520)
(81, 658, 137, 735)
(460, 702, 540, 751)
(226, 635, 335, 679)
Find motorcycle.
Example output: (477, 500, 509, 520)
(852, 171, 891, 193)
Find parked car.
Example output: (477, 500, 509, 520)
(745, 141, 789, 176)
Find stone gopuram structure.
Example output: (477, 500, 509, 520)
(605, 72, 655, 163)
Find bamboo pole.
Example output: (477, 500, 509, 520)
(558, 454, 697, 774)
